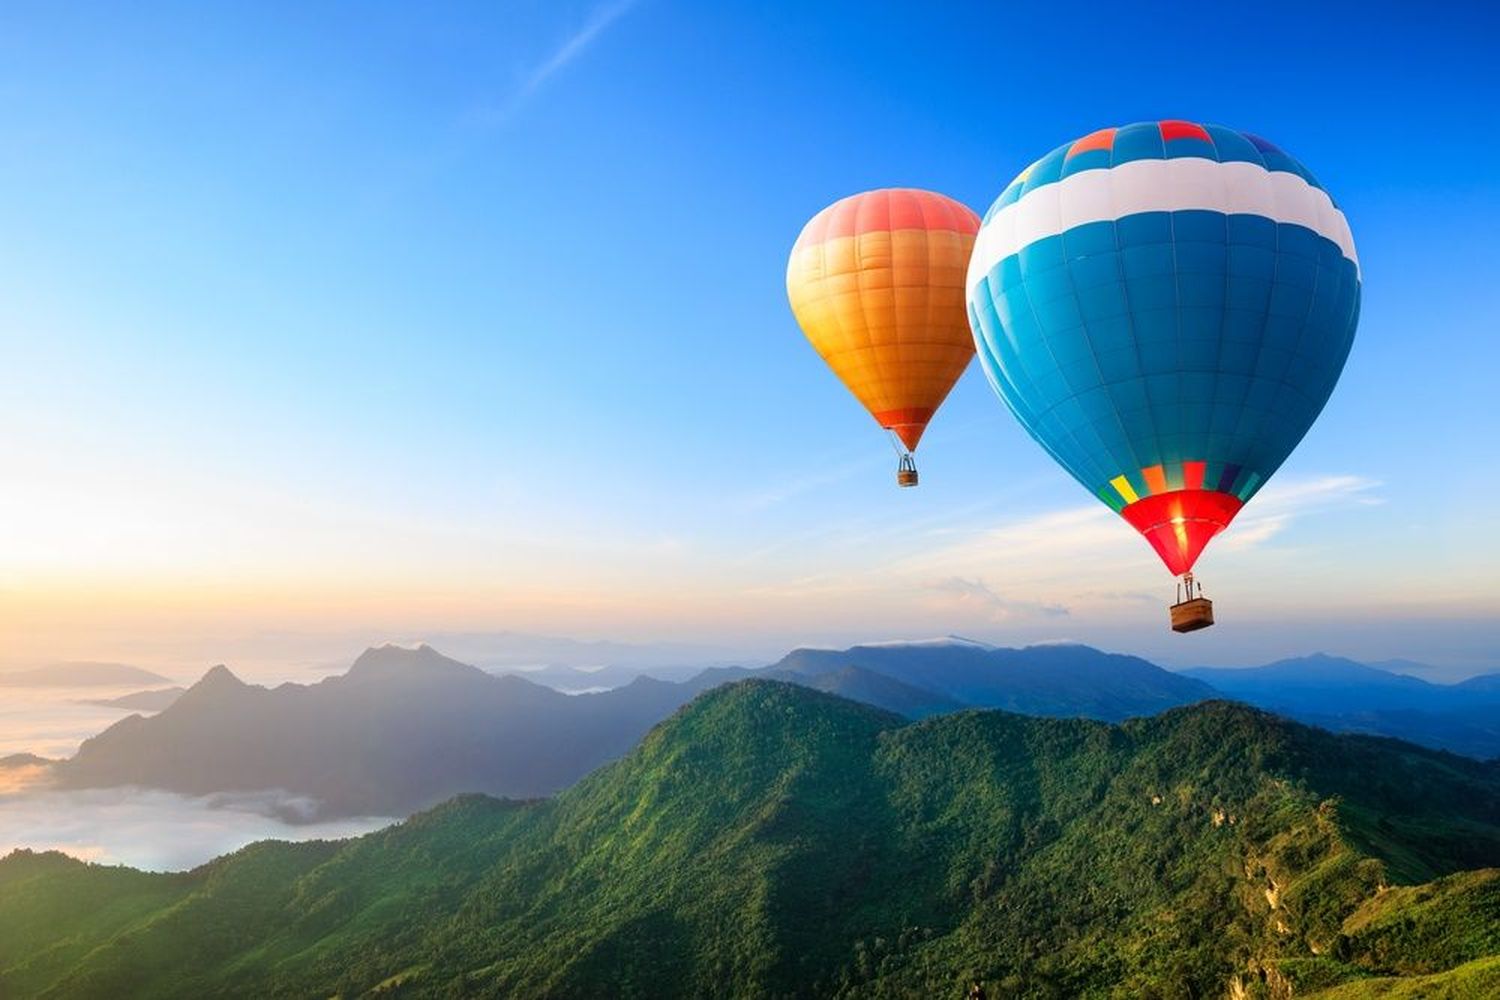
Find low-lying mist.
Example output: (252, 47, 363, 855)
(0, 782, 393, 871)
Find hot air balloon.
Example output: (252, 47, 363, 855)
(787, 188, 981, 486)
(966, 122, 1359, 631)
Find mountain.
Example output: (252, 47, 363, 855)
(55, 645, 715, 818)
(696, 662, 967, 719)
(0, 662, 172, 687)
(43, 641, 1495, 824)
(44, 640, 1213, 819)
(1458, 672, 1500, 694)
(2, 683, 1497, 998)
(78, 686, 186, 711)
(1183, 654, 1500, 758)
(1183, 654, 1460, 713)
(770, 639, 1217, 720)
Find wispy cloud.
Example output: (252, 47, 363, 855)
(927, 577, 1069, 622)
(1217, 475, 1381, 552)
(797, 472, 1390, 628)
(523, 0, 639, 98)
(478, 0, 641, 125)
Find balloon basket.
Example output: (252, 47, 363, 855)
(1169, 573, 1214, 632)
(1169, 597, 1215, 632)
(896, 453, 918, 488)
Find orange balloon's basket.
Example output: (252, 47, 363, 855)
(1169, 574, 1215, 633)
(896, 453, 919, 488)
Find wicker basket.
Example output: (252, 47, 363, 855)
(1169, 597, 1215, 633)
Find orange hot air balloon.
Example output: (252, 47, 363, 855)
(786, 188, 981, 486)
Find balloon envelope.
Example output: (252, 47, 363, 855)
(967, 122, 1360, 575)
(788, 188, 980, 452)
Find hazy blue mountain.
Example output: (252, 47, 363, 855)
(44, 641, 1498, 822)
(1458, 672, 1500, 694)
(1182, 654, 1463, 712)
(0, 662, 172, 687)
(1182, 654, 1500, 758)
(770, 638, 1217, 720)
(79, 687, 186, 711)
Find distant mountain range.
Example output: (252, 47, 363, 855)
(38, 640, 1500, 820)
(770, 638, 1218, 718)
(4, 684, 1497, 998)
(49, 640, 1220, 818)
(1182, 654, 1500, 757)
(0, 662, 172, 687)
(57, 645, 718, 818)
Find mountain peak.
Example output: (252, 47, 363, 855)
(159, 664, 252, 713)
(196, 664, 245, 689)
(346, 643, 485, 681)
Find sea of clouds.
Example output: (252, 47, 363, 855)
(0, 684, 393, 871)
(0, 781, 394, 872)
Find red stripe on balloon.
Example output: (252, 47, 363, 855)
(1159, 120, 1211, 143)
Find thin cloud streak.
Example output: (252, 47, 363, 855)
(522, 0, 639, 97)
(1218, 475, 1380, 552)
(481, 0, 641, 125)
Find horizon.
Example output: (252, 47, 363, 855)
(3, 1, 1498, 676)
(4, 632, 1490, 690)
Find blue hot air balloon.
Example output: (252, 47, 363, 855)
(966, 121, 1360, 630)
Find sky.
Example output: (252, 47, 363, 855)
(0, 0, 1497, 678)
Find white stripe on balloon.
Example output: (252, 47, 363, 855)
(966, 157, 1359, 296)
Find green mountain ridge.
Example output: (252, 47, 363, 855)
(2, 682, 1497, 998)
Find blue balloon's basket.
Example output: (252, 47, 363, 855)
(1170, 596, 1215, 633)
(1170, 574, 1215, 632)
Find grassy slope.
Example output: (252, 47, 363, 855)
(1305, 955, 1500, 998)
(0, 684, 1496, 999)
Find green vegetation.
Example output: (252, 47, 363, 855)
(1304, 956, 1500, 998)
(1, 682, 1497, 998)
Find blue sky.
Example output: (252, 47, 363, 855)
(0, 1, 1497, 676)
